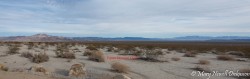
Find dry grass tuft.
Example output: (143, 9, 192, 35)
(217, 55, 235, 61)
(88, 51, 105, 62)
(198, 59, 210, 65)
(32, 53, 49, 63)
(171, 57, 181, 61)
(111, 62, 130, 73)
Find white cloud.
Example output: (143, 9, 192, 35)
(0, 0, 250, 37)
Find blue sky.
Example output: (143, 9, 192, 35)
(0, 0, 250, 38)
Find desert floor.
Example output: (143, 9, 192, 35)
(0, 44, 249, 79)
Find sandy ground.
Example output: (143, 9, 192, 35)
(0, 44, 249, 79)
(0, 71, 55, 79)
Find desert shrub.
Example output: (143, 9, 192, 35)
(198, 59, 210, 65)
(83, 49, 95, 56)
(32, 53, 49, 63)
(56, 51, 75, 59)
(171, 57, 181, 61)
(55, 44, 75, 59)
(111, 62, 130, 73)
(72, 48, 80, 52)
(86, 45, 98, 50)
(27, 42, 34, 50)
(217, 55, 235, 61)
(7, 44, 20, 54)
(62, 52, 76, 59)
(21, 52, 33, 59)
(35, 67, 47, 73)
(139, 49, 167, 62)
(106, 46, 114, 52)
(226, 51, 245, 57)
(183, 51, 197, 57)
(88, 51, 105, 62)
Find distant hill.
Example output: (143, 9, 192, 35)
(0, 34, 70, 42)
(0, 34, 250, 42)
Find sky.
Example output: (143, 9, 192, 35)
(0, 0, 250, 38)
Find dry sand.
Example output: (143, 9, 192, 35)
(0, 44, 249, 79)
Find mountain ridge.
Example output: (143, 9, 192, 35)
(0, 34, 250, 42)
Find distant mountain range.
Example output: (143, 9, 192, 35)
(0, 33, 250, 42)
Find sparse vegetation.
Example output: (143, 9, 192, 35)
(32, 53, 49, 63)
(83, 49, 95, 56)
(55, 44, 75, 59)
(111, 62, 130, 73)
(21, 52, 33, 59)
(7, 44, 20, 54)
(171, 57, 181, 61)
(88, 51, 105, 62)
(138, 49, 167, 62)
(86, 45, 98, 50)
(217, 55, 235, 61)
(183, 51, 197, 57)
(198, 59, 210, 65)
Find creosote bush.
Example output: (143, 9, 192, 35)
(7, 44, 20, 54)
(21, 52, 33, 59)
(83, 49, 95, 56)
(111, 62, 130, 73)
(139, 49, 167, 62)
(217, 55, 235, 61)
(55, 44, 75, 59)
(86, 45, 98, 50)
(32, 53, 49, 63)
(88, 51, 105, 62)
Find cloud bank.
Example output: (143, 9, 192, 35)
(0, 0, 250, 37)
